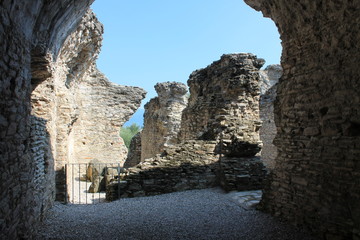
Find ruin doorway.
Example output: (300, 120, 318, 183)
(29, 0, 282, 204)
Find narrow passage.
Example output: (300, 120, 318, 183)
(37, 188, 315, 240)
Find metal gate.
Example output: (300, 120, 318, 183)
(65, 163, 121, 204)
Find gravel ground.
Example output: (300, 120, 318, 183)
(37, 188, 316, 240)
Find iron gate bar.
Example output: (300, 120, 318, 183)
(64, 163, 121, 204)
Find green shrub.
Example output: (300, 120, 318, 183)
(120, 123, 141, 149)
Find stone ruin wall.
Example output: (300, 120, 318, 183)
(141, 82, 188, 162)
(31, 10, 146, 200)
(72, 69, 146, 166)
(0, 1, 96, 238)
(1, 0, 360, 239)
(246, 0, 360, 238)
(110, 54, 267, 199)
(179, 54, 264, 158)
(259, 64, 282, 169)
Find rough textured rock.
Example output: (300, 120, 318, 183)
(108, 140, 267, 200)
(31, 11, 146, 201)
(259, 64, 282, 169)
(259, 84, 278, 169)
(2, 1, 360, 239)
(123, 132, 142, 168)
(0, 1, 95, 238)
(72, 69, 145, 166)
(245, 1, 360, 239)
(107, 141, 219, 200)
(141, 82, 188, 161)
(218, 156, 267, 191)
(108, 55, 268, 200)
(259, 64, 282, 95)
(179, 53, 264, 157)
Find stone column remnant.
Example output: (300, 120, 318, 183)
(179, 53, 265, 157)
(141, 82, 188, 161)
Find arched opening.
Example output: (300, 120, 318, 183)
(2, 1, 360, 239)
(92, 0, 281, 179)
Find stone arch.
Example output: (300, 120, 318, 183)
(1, 0, 360, 239)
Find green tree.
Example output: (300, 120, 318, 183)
(120, 123, 141, 149)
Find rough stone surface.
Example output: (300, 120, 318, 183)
(141, 82, 188, 161)
(107, 140, 219, 200)
(123, 132, 142, 168)
(108, 140, 266, 200)
(179, 54, 264, 157)
(259, 64, 282, 95)
(2, 1, 360, 239)
(0, 1, 94, 238)
(218, 156, 267, 192)
(108, 56, 268, 200)
(259, 64, 282, 169)
(245, 1, 360, 239)
(31, 11, 146, 202)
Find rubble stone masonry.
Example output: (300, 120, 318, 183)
(259, 64, 282, 169)
(245, 0, 360, 238)
(179, 53, 264, 158)
(141, 82, 188, 161)
(1, 0, 360, 239)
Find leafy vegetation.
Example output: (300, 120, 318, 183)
(120, 123, 142, 149)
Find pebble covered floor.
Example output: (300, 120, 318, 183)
(37, 188, 316, 240)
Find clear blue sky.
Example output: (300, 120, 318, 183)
(91, 0, 281, 125)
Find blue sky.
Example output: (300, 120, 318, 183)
(91, 0, 281, 126)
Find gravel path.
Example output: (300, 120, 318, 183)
(37, 188, 316, 240)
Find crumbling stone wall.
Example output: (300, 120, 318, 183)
(179, 53, 264, 158)
(108, 55, 268, 199)
(2, 1, 360, 239)
(245, 0, 360, 239)
(107, 141, 219, 200)
(0, 1, 94, 238)
(72, 68, 145, 165)
(259, 64, 282, 169)
(141, 82, 188, 161)
(31, 11, 146, 201)
(259, 64, 282, 95)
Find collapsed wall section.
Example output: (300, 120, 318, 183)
(141, 82, 188, 161)
(108, 54, 268, 199)
(31, 10, 146, 201)
(179, 53, 264, 157)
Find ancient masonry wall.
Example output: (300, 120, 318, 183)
(109, 54, 267, 199)
(31, 11, 146, 201)
(179, 54, 264, 158)
(108, 141, 266, 200)
(141, 82, 188, 161)
(245, 0, 360, 238)
(259, 64, 282, 169)
(2, 0, 360, 239)
(0, 1, 95, 238)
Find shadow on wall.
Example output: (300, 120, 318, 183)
(29, 115, 56, 220)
